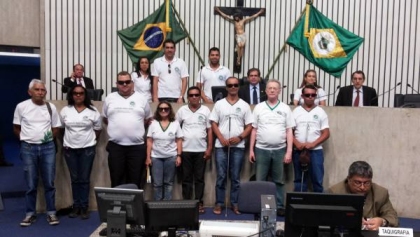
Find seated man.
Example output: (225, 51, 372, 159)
(62, 64, 94, 93)
(327, 161, 398, 230)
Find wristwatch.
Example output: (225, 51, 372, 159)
(177, 154, 182, 157)
(382, 218, 388, 227)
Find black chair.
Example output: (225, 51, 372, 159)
(111, 87, 118, 92)
(290, 93, 295, 105)
(237, 181, 276, 219)
(114, 183, 138, 189)
(87, 89, 104, 101)
(394, 94, 420, 108)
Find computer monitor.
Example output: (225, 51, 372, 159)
(95, 187, 145, 237)
(284, 192, 364, 237)
(145, 200, 199, 237)
(211, 86, 227, 102)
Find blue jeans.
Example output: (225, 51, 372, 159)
(20, 141, 56, 216)
(64, 145, 96, 209)
(292, 149, 324, 192)
(215, 147, 245, 206)
(255, 147, 286, 208)
(151, 156, 176, 200)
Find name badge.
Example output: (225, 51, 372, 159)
(379, 227, 413, 237)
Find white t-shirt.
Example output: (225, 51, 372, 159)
(195, 65, 231, 100)
(131, 71, 152, 103)
(292, 106, 329, 150)
(293, 88, 327, 105)
(147, 120, 183, 158)
(209, 98, 254, 148)
(103, 92, 152, 145)
(13, 99, 62, 144)
(252, 101, 295, 149)
(175, 105, 211, 152)
(60, 105, 102, 148)
(151, 56, 189, 99)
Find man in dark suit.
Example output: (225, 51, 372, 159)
(335, 70, 378, 106)
(238, 68, 267, 104)
(62, 64, 94, 93)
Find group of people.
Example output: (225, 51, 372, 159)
(12, 38, 396, 230)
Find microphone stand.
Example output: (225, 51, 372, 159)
(370, 82, 402, 102)
(225, 116, 231, 217)
(407, 84, 420, 94)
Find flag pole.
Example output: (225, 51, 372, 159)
(264, 0, 312, 79)
(166, 0, 172, 32)
(171, 1, 205, 65)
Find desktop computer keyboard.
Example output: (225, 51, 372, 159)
(98, 226, 160, 237)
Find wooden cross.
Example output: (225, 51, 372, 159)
(215, 0, 265, 73)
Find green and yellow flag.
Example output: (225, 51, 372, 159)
(286, 4, 364, 77)
(118, 0, 186, 64)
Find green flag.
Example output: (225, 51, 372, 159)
(286, 4, 364, 77)
(117, 0, 187, 64)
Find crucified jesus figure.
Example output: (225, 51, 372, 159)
(215, 7, 265, 65)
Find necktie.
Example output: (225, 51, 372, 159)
(354, 90, 360, 107)
(252, 86, 258, 104)
(77, 78, 81, 85)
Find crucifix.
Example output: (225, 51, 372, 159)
(215, 0, 265, 73)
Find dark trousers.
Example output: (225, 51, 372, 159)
(158, 98, 185, 103)
(181, 151, 206, 203)
(106, 141, 146, 189)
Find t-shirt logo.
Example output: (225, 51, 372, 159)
(175, 67, 181, 76)
(130, 101, 136, 107)
(83, 116, 89, 120)
(218, 75, 224, 81)
(198, 115, 204, 121)
(313, 115, 319, 120)
(235, 108, 242, 113)
(168, 132, 175, 137)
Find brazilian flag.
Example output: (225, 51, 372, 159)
(118, 0, 187, 64)
(286, 4, 364, 77)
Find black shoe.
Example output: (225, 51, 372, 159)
(277, 208, 285, 216)
(80, 208, 89, 220)
(0, 161, 13, 167)
(68, 207, 80, 218)
(20, 215, 37, 227)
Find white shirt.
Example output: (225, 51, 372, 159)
(151, 56, 189, 99)
(13, 100, 62, 144)
(176, 104, 211, 152)
(195, 65, 231, 100)
(147, 120, 183, 158)
(292, 106, 329, 150)
(60, 105, 102, 148)
(352, 87, 364, 107)
(293, 88, 327, 105)
(209, 98, 254, 148)
(131, 71, 152, 103)
(103, 92, 152, 145)
(71, 77, 86, 88)
(252, 101, 295, 149)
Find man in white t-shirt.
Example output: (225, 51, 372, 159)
(103, 71, 153, 189)
(152, 38, 189, 103)
(209, 77, 253, 215)
(292, 84, 330, 193)
(13, 79, 62, 227)
(196, 47, 231, 103)
(249, 80, 295, 216)
(176, 86, 213, 213)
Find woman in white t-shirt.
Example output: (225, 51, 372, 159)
(60, 85, 102, 219)
(146, 101, 183, 201)
(131, 56, 152, 102)
(293, 69, 327, 106)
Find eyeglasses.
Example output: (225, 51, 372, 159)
(188, 94, 200, 97)
(158, 107, 170, 112)
(226, 84, 239, 88)
(117, 80, 132, 85)
(73, 92, 85, 96)
(168, 64, 171, 74)
(351, 179, 371, 187)
(303, 93, 317, 98)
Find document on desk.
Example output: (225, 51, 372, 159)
(379, 227, 413, 237)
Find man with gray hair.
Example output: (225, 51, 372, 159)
(13, 79, 61, 227)
(327, 161, 398, 230)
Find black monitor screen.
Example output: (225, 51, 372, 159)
(285, 192, 364, 237)
(211, 86, 227, 102)
(94, 187, 145, 226)
(145, 200, 199, 237)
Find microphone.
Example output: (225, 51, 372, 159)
(371, 82, 402, 101)
(407, 84, 420, 94)
(283, 85, 287, 88)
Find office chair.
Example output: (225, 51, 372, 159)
(87, 89, 104, 101)
(237, 181, 276, 219)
